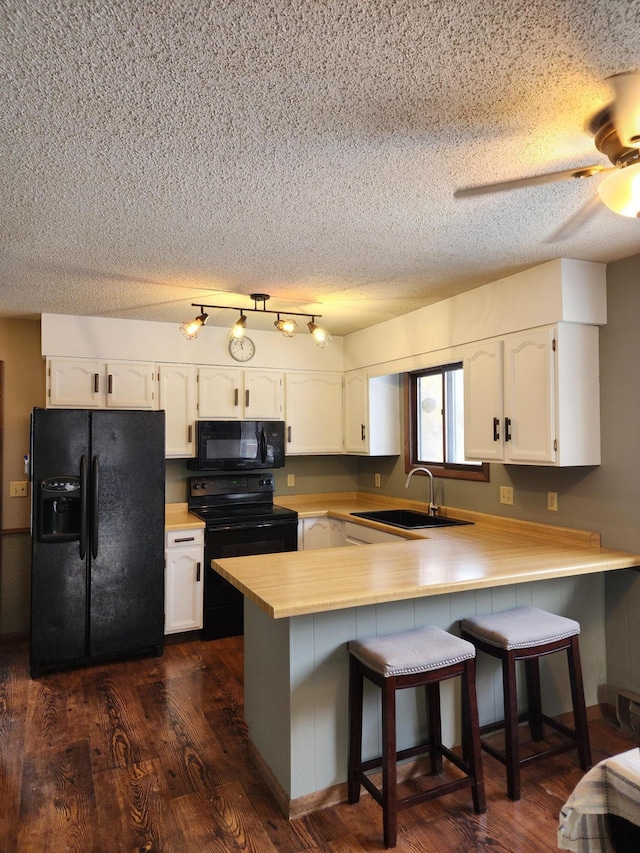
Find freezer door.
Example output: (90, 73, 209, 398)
(88, 410, 165, 659)
(30, 408, 90, 675)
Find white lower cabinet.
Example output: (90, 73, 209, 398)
(285, 371, 343, 454)
(299, 517, 345, 550)
(164, 528, 204, 634)
(343, 520, 406, 545)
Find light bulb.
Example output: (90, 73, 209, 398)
(597, 162, 640, 218)
(180, 312, 208, 339)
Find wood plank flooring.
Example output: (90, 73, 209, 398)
(1, 635, 638, 852)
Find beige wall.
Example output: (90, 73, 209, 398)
(0, 318, 45, 633)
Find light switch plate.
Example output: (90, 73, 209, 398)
(10, 481, 28, 497)
(287, 474, 295, 487)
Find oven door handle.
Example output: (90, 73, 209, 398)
(208, 519, 297, 533)
(259, 427, 267, 463)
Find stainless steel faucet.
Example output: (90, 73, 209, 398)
(404, 467, 438, 516)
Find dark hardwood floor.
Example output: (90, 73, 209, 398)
(1, 635, 638, 852)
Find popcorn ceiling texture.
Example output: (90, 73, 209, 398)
(1, 0, 640, 335)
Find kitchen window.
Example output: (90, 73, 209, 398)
(405, 364, 489, 481)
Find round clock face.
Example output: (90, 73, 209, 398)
(228, 336, 256, 362)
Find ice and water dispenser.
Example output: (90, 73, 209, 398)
(36, 477, 81, 542)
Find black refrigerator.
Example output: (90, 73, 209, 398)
(30, 408, 166, 677)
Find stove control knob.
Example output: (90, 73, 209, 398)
(199, 482, 208, 489)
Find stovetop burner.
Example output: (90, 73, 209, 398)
(187, 472, 297, 528)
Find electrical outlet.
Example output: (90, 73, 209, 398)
(374, 473, 381, 487)
(10, 481, 28, 498)
(287, 474, 295, 487)
(547, 491, 558, 511)
(499, 486, 514, 505)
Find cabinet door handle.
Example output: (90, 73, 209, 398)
(196, 561, 201, 582)
(234, 388, 239, 406)
(94, 373, 100, 393)
(245, 389, 250, 408)
(361, 423, 366, 441)
(493, 417, 500, 442)
(175, 536, 195, 543)
(287, 425, 292, 442)
(188, 424, 193, 443)
(107, 374, 113, 394)
(504, 417, 512, 442)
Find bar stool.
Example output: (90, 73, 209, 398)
(461, 606, 592, 801)
(348, 626, 486, 849)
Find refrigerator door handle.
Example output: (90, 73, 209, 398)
(91, 455, 99, 559)
(79, 455, 88, 559)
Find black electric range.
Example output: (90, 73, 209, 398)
(188, 473, 298, 639)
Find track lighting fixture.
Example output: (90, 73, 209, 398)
(179, 312, 208, 339)
(179, 294, 331, 345)
(307, 319, 332, 348)
(228, 313, 247, 340)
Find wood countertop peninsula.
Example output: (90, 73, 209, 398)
(211, 492, 640, 619)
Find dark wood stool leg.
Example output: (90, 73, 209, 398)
(382, 676, 398, 849)
(463, 657, 486, 814)
(348, 656, 364, 804)
(567, 636, 592, 770)
(427, 682, 443, 775)
(524, 657, 544, 742)
(502, 649, 521, 801)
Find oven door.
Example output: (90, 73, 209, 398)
(203, 518, 297, 640)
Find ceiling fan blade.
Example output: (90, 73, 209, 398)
(453, 164, 607, 198)
(608, 71, 640, 149)
(544, 194, 603, 243)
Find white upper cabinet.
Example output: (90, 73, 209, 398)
(285, 371, 343, 454)
(197, 367, 283, 420)
(463, 323, 600, 466)
(343, 369, 401, 456)
(47, 357, 156, 409)
(158, 364, 197, 458)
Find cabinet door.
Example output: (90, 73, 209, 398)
(105, 361, 156, 409)
(159, 364, 197, 457)
(503, 328, 555, 464)
(47, 357, 103, 408)
(285, 372, 343, 454)
(165, 528, 204, 634)
(301, 517, 332, 550)
(343, 370, 368, 453)
(463, 341, 504, 461)
(243, 370, 283, 419)
(198, 367, 242, 419)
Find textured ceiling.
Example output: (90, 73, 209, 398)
(2, 0, 640, 337)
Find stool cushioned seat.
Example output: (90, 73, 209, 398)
(461, 606, 580, 650)
(460, 606, 591, 802)
(348, 626, 476, 676)
(348, 625, 485, 848)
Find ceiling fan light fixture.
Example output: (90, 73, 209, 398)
(597, 161, 640, 218)
(274, 315, 298, 337)
(608, 71, 640, 149)
(180, 311, 208, 339)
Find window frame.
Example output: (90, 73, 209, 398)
(404, 369, 489, 482)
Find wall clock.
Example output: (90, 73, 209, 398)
(228, 336, 256, 362)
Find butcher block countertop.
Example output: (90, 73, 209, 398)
(164, 503, 205, 531)
(211, 492, 640, 619)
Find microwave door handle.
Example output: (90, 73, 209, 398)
(91, 455, 99, 559)
(260, 427, 267, 463)
(79, 454, 88, 559)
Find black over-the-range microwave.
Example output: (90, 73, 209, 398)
(187, 420, 286, 470)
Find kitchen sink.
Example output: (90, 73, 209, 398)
(350, 509, 473, 529)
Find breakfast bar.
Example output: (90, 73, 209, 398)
(211, 499, 640, 818)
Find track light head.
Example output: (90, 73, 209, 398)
(180, 312, 208, 339)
